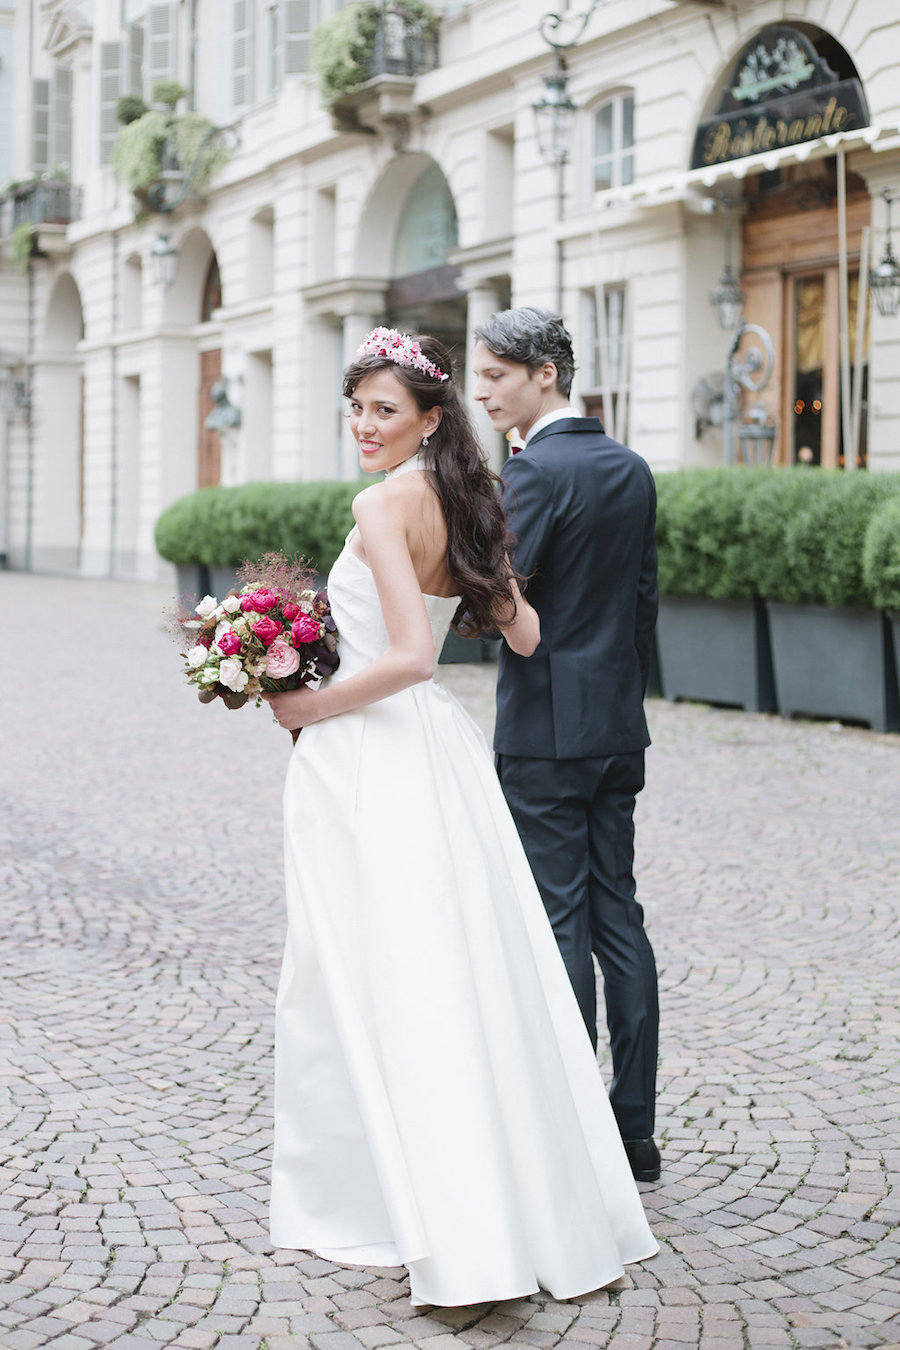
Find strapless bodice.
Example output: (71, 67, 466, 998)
(325, 544, 461, 682)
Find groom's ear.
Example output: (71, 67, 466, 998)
(535, 361, 559, 392)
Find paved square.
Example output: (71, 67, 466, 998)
(1, 574, 899, 1349)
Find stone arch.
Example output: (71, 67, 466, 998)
(164, 225, 221, 326)
(354, 154, 465, 361)
(33, 272, 85, 571)
(355, 153, 460, 277)
(691, 22, 869, 169)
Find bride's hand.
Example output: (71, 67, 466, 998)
(263, 687, 320, 730)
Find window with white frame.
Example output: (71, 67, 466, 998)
(591, 92, 634, 193)
(266, 0, 317, 97)
(583, 283, 630, 442)
(32, 64, 73, 175)
(100, 1, 176, 163)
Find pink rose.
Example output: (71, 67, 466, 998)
(265, 640, 301, 679)
(282, 601, 301, 621)
(291, 614, 322, 645)
(216, 629, 242, 656)
(253, 615, 283, 646)
(240, 587, 279, 613)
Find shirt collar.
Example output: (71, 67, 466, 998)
(523, 405, 579, 445)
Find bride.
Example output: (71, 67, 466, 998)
(264, 328, 657, 1309)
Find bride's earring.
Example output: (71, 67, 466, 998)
(421, 436, 429, 447)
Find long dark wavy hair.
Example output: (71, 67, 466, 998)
(342, 335, 518, 637)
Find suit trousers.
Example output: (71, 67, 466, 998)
(496, 751, 659, 1140)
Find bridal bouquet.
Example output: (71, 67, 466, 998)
(173, 553, 339, 712)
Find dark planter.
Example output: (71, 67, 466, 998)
(888, 613, 900, 718)
(210, 565, 242, 599)
(656, 596, 776, 713)
(439, 629, 486, 664)
(767, 602, 900, 733)
(175, 563, 211, 604)
(645, 632, 662, 700)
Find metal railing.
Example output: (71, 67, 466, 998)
(368, 6, 439, 80)
(10, 181, 83, 230)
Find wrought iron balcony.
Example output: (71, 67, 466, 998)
(11, 181, 83, 230)
(368, 5, 439, 81)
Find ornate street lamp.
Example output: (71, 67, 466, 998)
(869, 188, 900, 319)
(149, 230, 178, 288)
(709, 196, 745, 331)
(532, 1, 610, 311)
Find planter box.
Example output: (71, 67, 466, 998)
(175, 563, 211, 604)
(656, 596, 776, 713)
(439, 629, 486, 664)
(209, 565, 244, 599)
(767, 602, 900, 733)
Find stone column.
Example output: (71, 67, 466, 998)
(341, 312, 379, 480)
(463, 282, 507, 471)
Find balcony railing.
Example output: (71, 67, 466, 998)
(11, 181, 83, 230)
(368, 6, 439, 81)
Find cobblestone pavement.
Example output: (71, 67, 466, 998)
(2, 572, 900, 1350)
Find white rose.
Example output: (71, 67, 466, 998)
(219, 658, 249, 692)
(187, 645, 209, 668)
(195, 595, 219, 619)
(222, 594, 242, 613)
(214, 619, 233, 642)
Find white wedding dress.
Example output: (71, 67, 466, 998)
(270, 491, 658, 1308)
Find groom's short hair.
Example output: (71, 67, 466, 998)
(474, 307, 576, 397)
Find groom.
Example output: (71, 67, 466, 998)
(472, 307, 661, 1182)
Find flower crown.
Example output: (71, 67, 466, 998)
(356, 327, 450, 383)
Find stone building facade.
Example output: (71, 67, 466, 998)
(1, 0, 898, 578)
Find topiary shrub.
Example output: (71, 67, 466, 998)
(654, 466, 770, 600)
(787, 472, 900, 607)
(154, 480, 367, 576)
(863, 496, 900, 611)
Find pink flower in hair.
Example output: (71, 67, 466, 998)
(356, 327, 450, 383)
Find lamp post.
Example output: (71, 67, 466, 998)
(869, 188, 900, 319)
(533, 2, 609, 312)
(709, 199, 776, 465)
(144, 122, 239, 288)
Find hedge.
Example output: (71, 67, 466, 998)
(154, 480, 367, 575)
(654, 466, 900, 609)
(863, 495, 900, 611)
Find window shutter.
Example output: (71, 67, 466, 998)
(53, 66, 73, 172)
(148, 1, 176, 85)
(128, 22, 145, 96)
(233, 0, 255, 107)
(32, 78, 51, 174)
(284, 0, 313, 75)
(99, 42, 123, 165)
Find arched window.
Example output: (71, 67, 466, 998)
(592, 92, 634, 193)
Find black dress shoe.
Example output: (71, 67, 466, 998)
(623, 1137, 661, 1182)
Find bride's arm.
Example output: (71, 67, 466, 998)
(496, 574, 540, 657)
(265, 486, 435, 731)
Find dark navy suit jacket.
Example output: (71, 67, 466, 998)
(494, 417, 658, 759)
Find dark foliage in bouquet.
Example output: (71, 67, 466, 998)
(172, 551, 339, 716)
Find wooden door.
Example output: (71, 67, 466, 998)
(197, 348, 222, 488)
(741, 167, 870, 468)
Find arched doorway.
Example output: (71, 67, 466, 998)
(197, 254, 224, 488)
(34, 273, 84, 571)
(386, 160, 466, 373)
(693, 23, 872, 468)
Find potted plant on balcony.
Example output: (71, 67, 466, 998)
(112, 81, 232, 216)
(653, 467, 776, 712)
(745, 469, 900, 732)
(313, 0, 439, 130)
